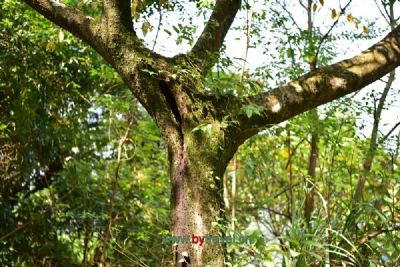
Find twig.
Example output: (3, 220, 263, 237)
(298, 0, 306, 10)
(314, 0, 353, 66)
(380, 121, 400, 143)
(98, 113, 135, 264)
(152, 5, 163, 51)
(277, 2, 302, 33)
(273, 182, 301, 198)
(381, 0, 392, 21)
(240, 0, 255, 82)
(358, 225, 400, 245)
(374, 0, 390, 24)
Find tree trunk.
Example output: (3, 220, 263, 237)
(114, 54, 243, 266)
(168, 132, 231, 266)
(138, 67, 242, 266)
(304, 0, 319, 228)
(231, 155, 237, 232)
(352, 70, 395, 206)
(351, 1, 396, 207)
(305, 123, 318, 227)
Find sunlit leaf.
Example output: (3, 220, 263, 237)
(347, 14, 354, 23)
(142, 21, 152, 37)
(58, 30, 64, 43)
(331, 8, 337, 19)
(131, 0, 138, 18)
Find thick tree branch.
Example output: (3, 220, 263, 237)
(22, 0, 152, 68)
(234, 24, 400, 138)
(23, 0, 175, 136)
(22, 0, 101, 51)
(102, 0, 134, 35)
(191, 0, 241, 73)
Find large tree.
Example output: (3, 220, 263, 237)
(20, 0, 400, 265)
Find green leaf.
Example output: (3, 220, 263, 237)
(164, 29, 172, 36)
(142, 21, 152, 37)
(172, 25, 179, 33)
(289, 249, 300, 257)
(241, 104, 262, 118)
(287, 47, 295, 58)
(192, 123, 212, 135)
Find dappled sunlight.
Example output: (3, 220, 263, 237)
(268, 95, 282, 113)
(289, 81, 303, 93)
(329, 77, 346, 90)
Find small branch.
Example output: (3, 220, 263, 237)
(381, 121, 400, 143)
(98, 113, 135, 264)
(241, 205, 290, 218)
(277, 2, 302, 33)
(358, 225, 400, 246)
(191, 0, 242, 73)
(381, 0, 392, 22)
(298, 0, 307, 10)
(152, 6, 163, 51)
(374, 0, 390, 24)
(273, 182, 301, 198)
(240, 0, 255, 81)
(285, 132, 307, 169)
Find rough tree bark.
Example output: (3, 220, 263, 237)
(21, 0, 400, 265)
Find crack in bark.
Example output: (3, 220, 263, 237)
(158, 80, 184, 141)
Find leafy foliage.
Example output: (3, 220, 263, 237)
(0, 1, 170, 266)
(1, 0, 400, 266)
